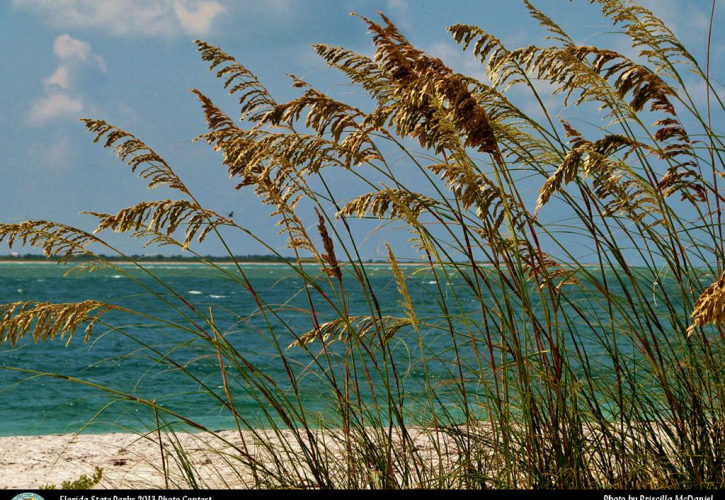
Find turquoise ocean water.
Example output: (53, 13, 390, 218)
(0, 262, 447, 436)
(0, 262, 685, 436)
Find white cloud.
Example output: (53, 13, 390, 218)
(29, 34, 105, 126)
(42, 34, 105, 93)
(174, 1, 226, 35)
(426, 40, 482, 75)
(383, 0, 409, 30)
(386, 0, 407, 14)
(13, 0, 226, 37)
(44, 65, 72, 90)
(636, 0, 717, 47)
(28, 93, 84, 124)
(54, 33, 92, 60)
(26, 133, 76, 170)
(46, 135, 71, 160)
(53, 33, 106, 70)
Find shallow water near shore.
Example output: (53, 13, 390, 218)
(0, 261, 697, 436)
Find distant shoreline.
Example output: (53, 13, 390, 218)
(0, 259, 443, 267)
(0, 260, 284, 265)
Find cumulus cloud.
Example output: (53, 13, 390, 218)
(13, 0, 226, 37)
(44, 65, 72, 90)
(28, 34, 105, 126)
(42, 34, 105, 93)
(28, 93, 84, 124)
(53, 34, 106, 70)
(174, 1, 225, 35)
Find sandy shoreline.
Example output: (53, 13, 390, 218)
(0, 431, 195, 489)
(0, 428, 455, 489)
(0, 430, 287, 489)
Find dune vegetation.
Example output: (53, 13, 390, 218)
(2, 0, 725, 489)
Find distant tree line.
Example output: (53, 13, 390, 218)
(0, 253, 295, 263)
(0, 253, 383, 264)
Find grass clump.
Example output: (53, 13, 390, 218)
(41, 467, 104, 490)
(2, 0, 725, 489)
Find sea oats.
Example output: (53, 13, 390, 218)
(82, 120, 190, 195)
(688, 272, 725, 337)
(387, 244, 418, 332)
(85, 200, 232, 250)
(0, 221, 101, 262)
(315, 208, 342, 282)
(288, 315, 412, 349)
(338, 189, 437, 221)
(195, 41, 277, 122)
(2, 2, 724, 489)
(0, 301, 121, 346)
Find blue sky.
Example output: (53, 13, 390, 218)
(1, 0, 723, 259)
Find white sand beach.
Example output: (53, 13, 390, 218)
(0, 431, 230, 489)
(0, 428, 458, 489)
